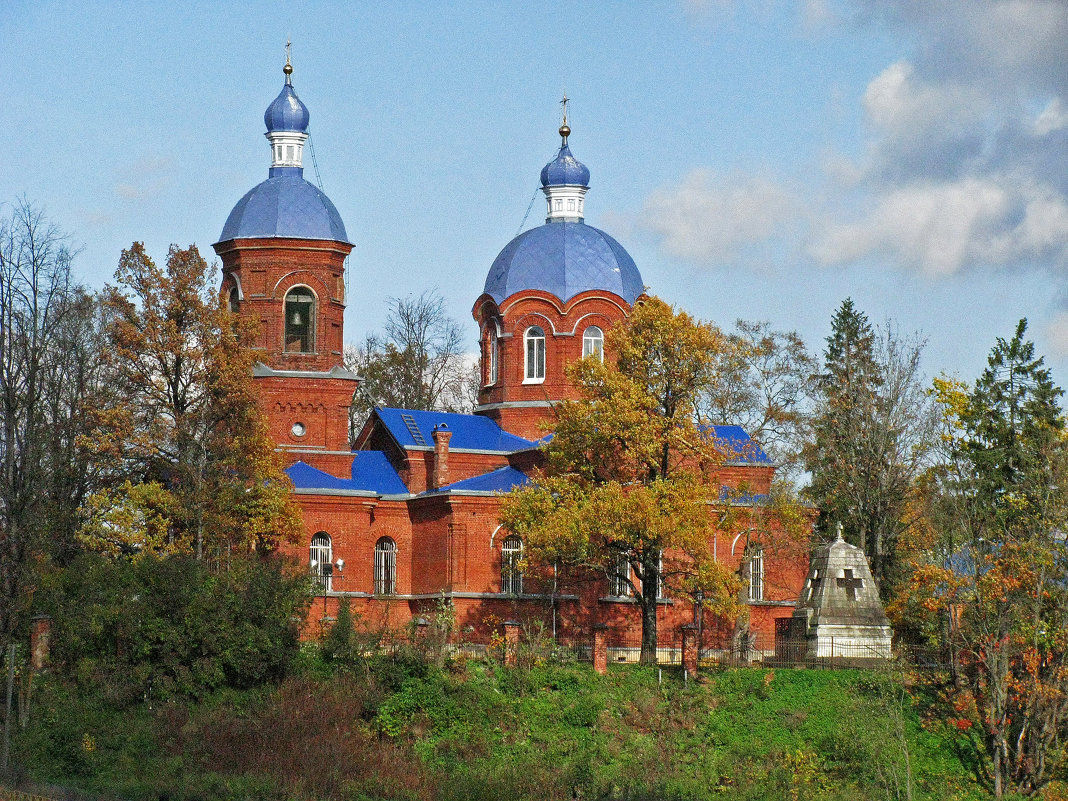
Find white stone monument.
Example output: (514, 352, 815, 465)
(790, 524, 893, 660)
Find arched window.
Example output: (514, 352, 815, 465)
(374, 537, 397, 595)
(284, 286, 316, 353)
(582, 326, 604, 361)
(228, 286, 240, 314)
(489, 327, 499, 385)
(746, 547, 764, 602)
(524, 326, 545, 382)
(501, 535, 523, 595)
(310, 532, 332, 592)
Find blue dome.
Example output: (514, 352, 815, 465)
(264, 82, 310, 133)
(217, 171, 349, 243)
(540, 144, 590, 187)
(484, 222, 643, 305)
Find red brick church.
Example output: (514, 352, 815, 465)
(213, 59, 807, 656)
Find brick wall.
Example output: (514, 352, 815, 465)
(472, 289, 631, 439)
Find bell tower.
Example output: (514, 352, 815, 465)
(214, 50, 358, 473)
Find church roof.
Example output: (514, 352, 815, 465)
(707, 425, 774, 465)
(286, 453, 408, 495)
(217, 172, 350, 243)
(373, 408, 535, 452)
(432, 466, 531, 494)
(483, 221, 644, 305)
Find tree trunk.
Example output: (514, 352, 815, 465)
(639, 549, 660, 665)
(639, 593, 658, 665)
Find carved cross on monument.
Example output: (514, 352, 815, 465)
(837, 568, 863, 601)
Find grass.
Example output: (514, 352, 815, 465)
(11, 654, 1034, 801)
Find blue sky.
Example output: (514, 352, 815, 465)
(5, 1, 1068, 387)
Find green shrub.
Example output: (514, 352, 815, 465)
(39, 552, 310, 702)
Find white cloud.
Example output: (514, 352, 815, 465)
(848, 0, 1068, 96)
(641, 169, 797, 264)
(651, 0, 1068, 283)
(863, 61, 990, 170)
(1045, 311, 1068, 357)
(1035, 98, 1068, 136)
(811, 176, 1068, 275)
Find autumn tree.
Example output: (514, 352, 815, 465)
(344, 289, 477, 435)
(83, 243, 300, 562)
(903, 321, 1068, 797)
(699, 319, 816, 483)
(501, 297, 771, 665)
(804, 299, 936, 594)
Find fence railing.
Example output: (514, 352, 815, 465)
(503, 631, 954, 672)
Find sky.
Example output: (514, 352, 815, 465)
(4, 0, 1068, 389)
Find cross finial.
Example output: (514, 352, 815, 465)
(559, 92, 571, 144)
(284, 38, 293, 80)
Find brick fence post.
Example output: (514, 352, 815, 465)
(30, 615, 51, 671)
(502, 620, 520, 667)
(592, 624, 608, 675)
(681, 624, 699, 678)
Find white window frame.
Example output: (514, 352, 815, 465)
(487, 325, 499, 385)
(501, 535, 524, 595)
(524, 326, 546, 383)
(310, 532, 332, 592)
(747, 547, 764, 602)
(582, 325, 604, 362)
(374, 537, 397, 595)
(654, 550, 664, 600)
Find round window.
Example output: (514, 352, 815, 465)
(291, 422, 306, 437)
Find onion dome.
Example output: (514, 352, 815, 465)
(540, 142, 590, 188)
(264, 81, 310, 133)
(215, 51, 349, 245)
(264, 54, 310, 133)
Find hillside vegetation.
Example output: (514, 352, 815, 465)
(13, 648, 1029, 801)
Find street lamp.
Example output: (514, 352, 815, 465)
(310, 558, 345, 627)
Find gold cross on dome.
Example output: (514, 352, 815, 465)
(560, 92, 569, 127)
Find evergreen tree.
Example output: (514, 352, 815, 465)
(961, 318, 1064, 528)
(804, 299, 935, 593)
(902, 320, 1068, 797)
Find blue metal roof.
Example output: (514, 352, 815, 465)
(484, 221, 644, 305)
(264, 81, 310, 133)
(718, 487, 771, 504)
(374, 408, 535, 452)
(433, 466, 531, 494)
(707, 425, 773, 464)
(217, 172, 349, 243)
(540, 143, 590, 187)
(286, 452, 408, 495)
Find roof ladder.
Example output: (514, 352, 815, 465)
(401, 413, 426, 446)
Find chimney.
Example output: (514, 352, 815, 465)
(431, 424, 452, 490)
